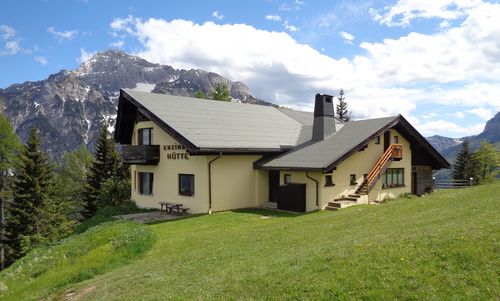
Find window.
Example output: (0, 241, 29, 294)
(375, 135, 380, 144)
(382, 168, 404, 188)
(393, 135, 399, 144)
(325, 175, 334, 186)
(138, 172, 154, 195)
(179, 174, 195, 196)
(350, 174, 357, 185)
(284, 174, 292, 185)
(138, 128, 152, 145)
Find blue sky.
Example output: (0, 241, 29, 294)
(1, 0, 499, 137)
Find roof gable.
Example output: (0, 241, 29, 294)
(259, 116, 399, 171)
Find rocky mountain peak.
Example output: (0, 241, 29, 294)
(0, 50, 270, 158)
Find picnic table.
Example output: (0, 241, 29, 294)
(159, 201, 189, 215)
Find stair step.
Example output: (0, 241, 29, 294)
(348, 194, 361, 198)
(338, 197, 358, 201)
(328, 202, 342, 208)
(325, 206, 338, 211)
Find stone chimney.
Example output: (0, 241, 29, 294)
(312, 93, 336, 140)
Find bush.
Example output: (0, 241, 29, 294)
(98, 176, 131, 207)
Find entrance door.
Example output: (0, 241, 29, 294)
(384, 131, 390, 151)
(278, 183, 306, 212)
(269, 170, 280, 203)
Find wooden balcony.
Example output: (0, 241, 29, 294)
(392, 144, 403, 160)
(121, 145, 160, 165)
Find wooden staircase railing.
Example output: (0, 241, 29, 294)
(356, 144, 403, 195)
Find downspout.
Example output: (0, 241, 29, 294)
(306, 172, 319, 209)
(208, 153, 222, 214)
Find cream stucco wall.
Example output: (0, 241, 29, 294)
(368, 130, 412, 201)
(131, 121, 210, 214)
(130, 121, 269, 214)
(211, 155, 268, 212)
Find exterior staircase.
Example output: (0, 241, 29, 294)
(326, 144, 403, 211)
(325, 194, 361, 211)
(355, 143, 403, 196)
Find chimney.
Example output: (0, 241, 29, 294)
(312, 93, 336, 140)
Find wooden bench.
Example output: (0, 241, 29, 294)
(159, 202, 189, 215)
(159, 201, 170, 214)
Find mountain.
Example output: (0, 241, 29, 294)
(437, 112, 500, 159)
(427, 112, 500, 179)
(0, 50, 269, 158)
(426, 135, 462, 152)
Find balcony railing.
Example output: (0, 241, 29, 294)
(121, 145, 160, 165)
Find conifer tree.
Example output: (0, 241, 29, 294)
(5, 128, 54, 262)
(452, 139, 478, 183)
(0, 115, 21, 270)
(210, 84, 231, 102)
(336, 89, 352, 122)
(82, 124, 120, 218)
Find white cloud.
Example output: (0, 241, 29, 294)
(371, 0, 481, 27)
(279, 0, 304, 11)
(265, 15, 298, 32)
(413, 119, 485, 137)
(109, 4, 500, 136)
(359, 3, 500, 87)
(0, 24, 16, 40)
(283, 21, 299, 32)
(265, 15, 282, 21)
(78, 48, 96, 63)
(1, 40, 21, 55)
(212, 11, 224, 20)
(467, 107, 494, 120)
(339, 31, 355, 44)
(47, 27, 77, 41)
(446, 112, 465, 119)
(110, 15, 135, 31)
(34, 56, 48, 65)
(109, 40, 124, 48)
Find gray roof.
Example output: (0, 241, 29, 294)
(260, 116, 399, 170)
(123, 90, 303, 150)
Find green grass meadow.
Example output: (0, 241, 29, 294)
(1, 182, 499, 300)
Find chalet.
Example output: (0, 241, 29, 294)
(114, 90, 449, 213)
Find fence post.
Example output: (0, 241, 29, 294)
(469, 177, 474, 187)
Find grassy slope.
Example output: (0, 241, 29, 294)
(3, 182, 500, 300)
(71, 182, 499, 300)
(0, 221, 156, 301)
